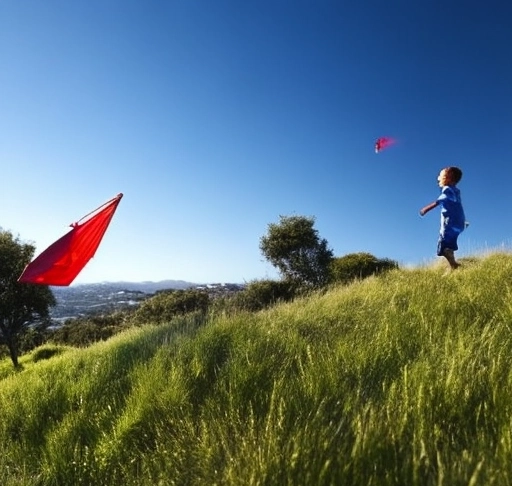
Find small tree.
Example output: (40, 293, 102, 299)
(330, 252, 399, 285)
(260, 215, 333, 288)
(0, 230, 56, 367)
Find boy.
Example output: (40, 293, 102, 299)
(420, 166, 466, 270)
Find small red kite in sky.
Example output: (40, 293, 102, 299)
(18, 193, 123, 286)
(375, 137, 396, 154)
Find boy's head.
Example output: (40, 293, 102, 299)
(438, 166, 462, 187)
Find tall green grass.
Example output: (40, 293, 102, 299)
(1, 253, 512, 485)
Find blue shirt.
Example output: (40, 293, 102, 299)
(437, 185, 465, 233)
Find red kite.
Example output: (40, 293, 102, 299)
(375, 137, 396, 154)
(18, 193, 123, 286)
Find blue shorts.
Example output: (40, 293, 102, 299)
(437, 227, 459, 256)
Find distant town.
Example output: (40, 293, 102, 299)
(50, 281, 245, 322)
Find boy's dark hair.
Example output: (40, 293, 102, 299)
(446, 166, 462, 184)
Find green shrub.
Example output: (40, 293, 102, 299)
(31, 344, 68, 362)
(225, 279, 298, 312)
(330, 252, 398, 285)
(49, 312, 128, 347)
(132, 289, 210, 324)
(18, 322, 52, 354)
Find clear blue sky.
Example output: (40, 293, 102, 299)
(1, 1, 511, 284)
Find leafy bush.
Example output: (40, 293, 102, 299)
(49, 312, 129, 347)
(132, 289, 210, 324)
(17, 322, 52, 354)
(330, 252, 399, 285)
(31, 344, 68, 362)
(223, 279, 298, 312)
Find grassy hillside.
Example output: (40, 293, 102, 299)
(1, 253, 512, 485)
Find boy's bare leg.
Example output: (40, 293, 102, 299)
(443, 248, 460, 270)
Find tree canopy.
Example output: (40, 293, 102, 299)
(0, 230, 56, 367)
(259, 215, 333, 288)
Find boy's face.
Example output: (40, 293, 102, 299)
(437, 169, 451, 187)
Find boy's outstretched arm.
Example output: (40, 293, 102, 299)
(419, 201, 438, 216)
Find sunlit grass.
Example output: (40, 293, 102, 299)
(1, 252, 512, 484)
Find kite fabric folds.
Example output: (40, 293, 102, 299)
(18, 193, 123, 286)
